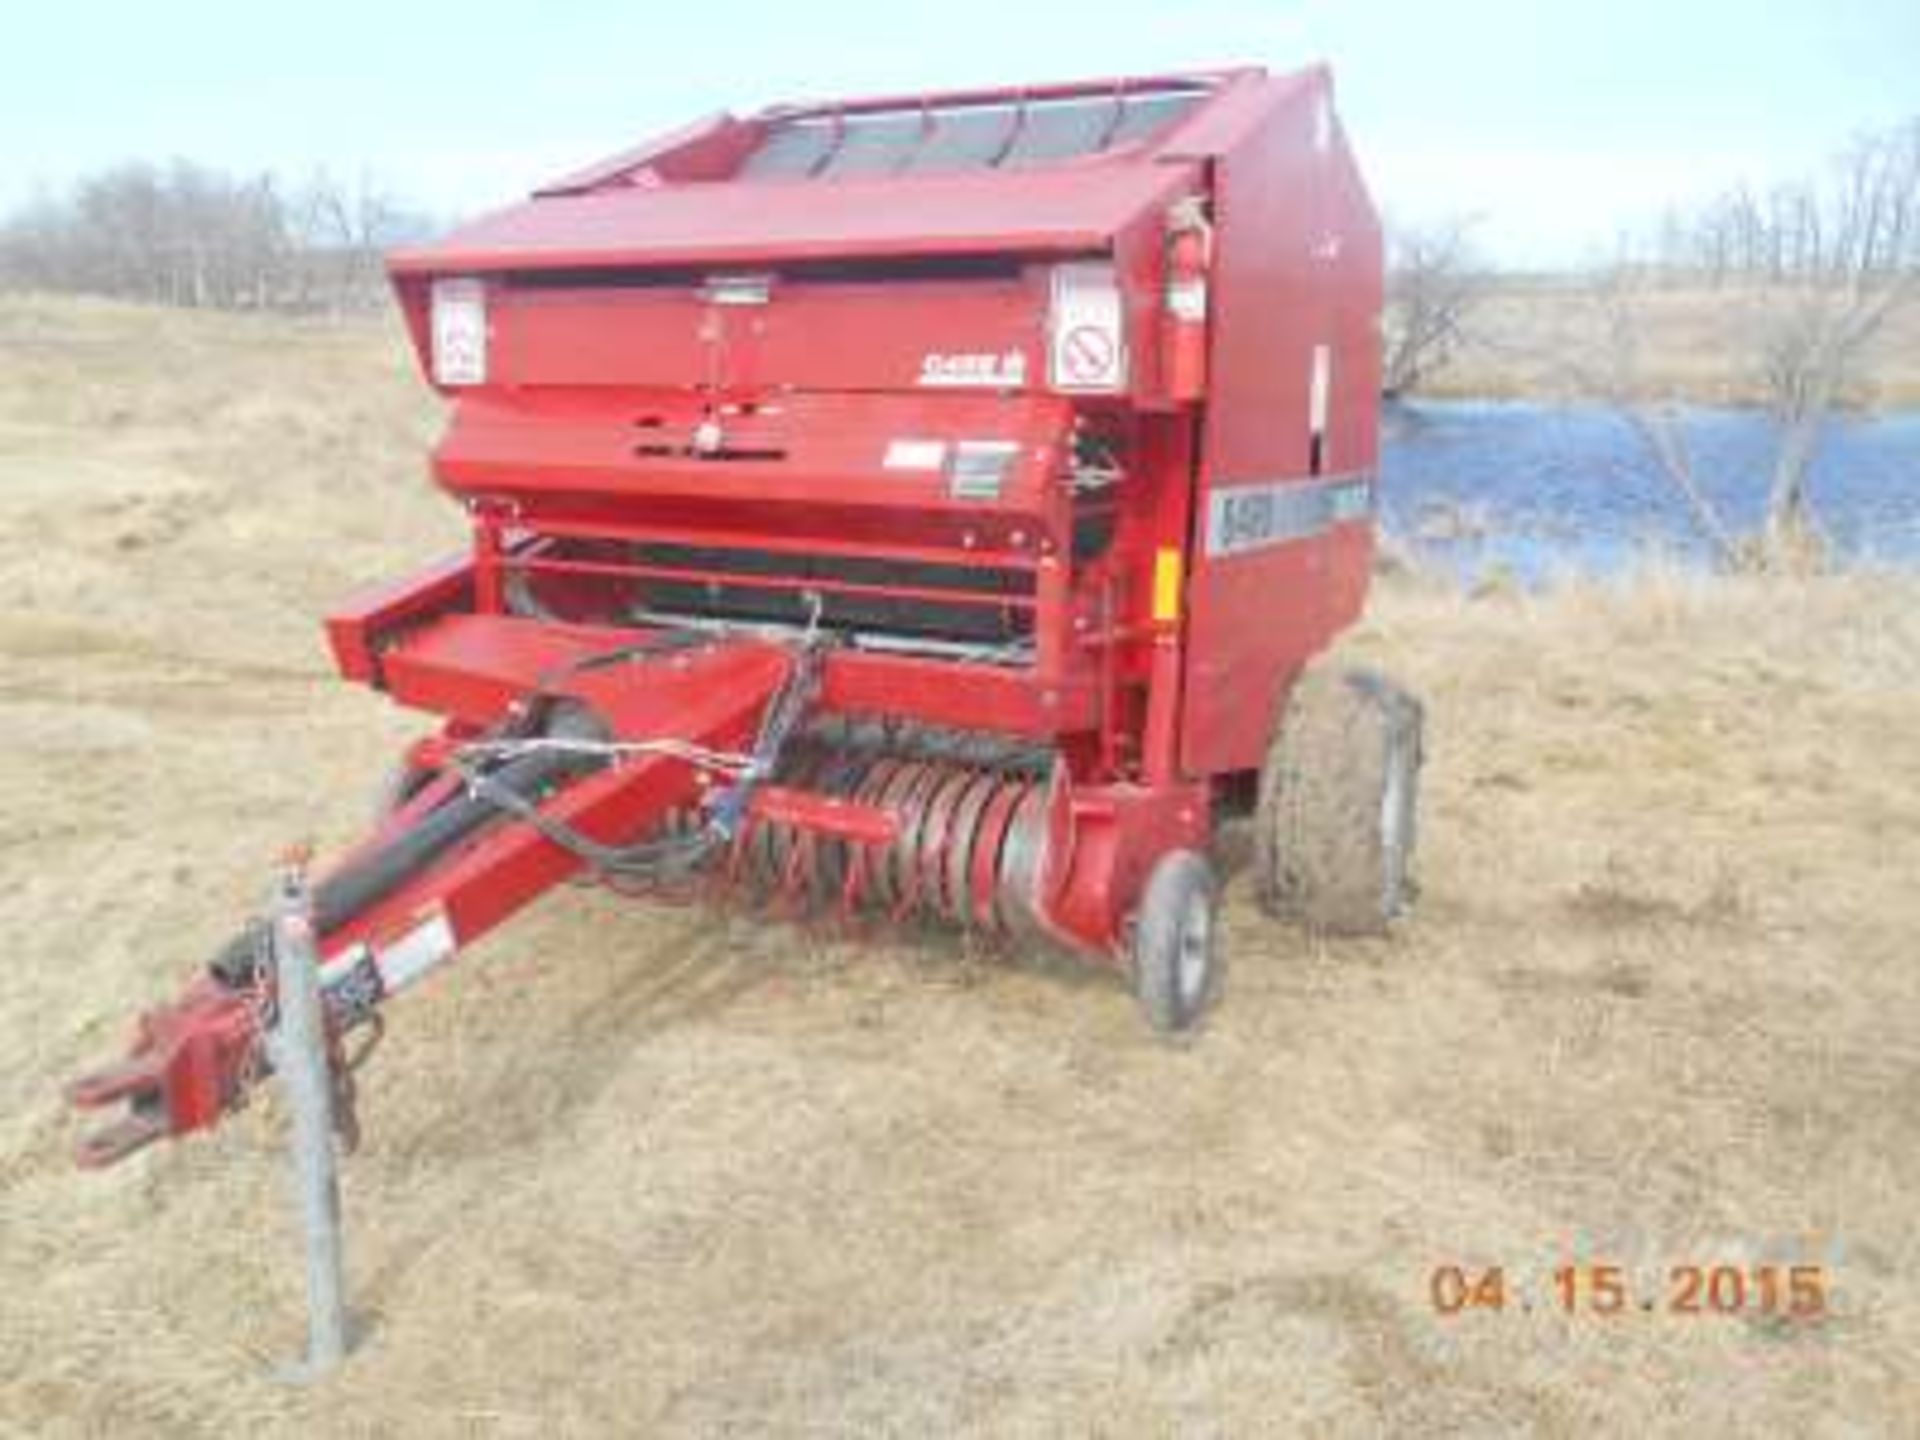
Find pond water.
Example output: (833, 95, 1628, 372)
(1379, 400, 1920, 581)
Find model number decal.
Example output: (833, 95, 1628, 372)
(918, 350, 1028, 388)
(1206, 473, 1374, 558)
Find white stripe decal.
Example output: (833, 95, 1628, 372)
(1205, 472, 1375, 558)
(374, 911, 458, 995)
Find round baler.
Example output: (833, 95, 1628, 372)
(72, 65, 1424, 1171)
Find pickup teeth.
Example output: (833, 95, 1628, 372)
(649, 745, 1048, 936)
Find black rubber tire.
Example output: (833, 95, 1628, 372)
(1255, 664, 1424, 935)
(1131, 849, 1223, 1034)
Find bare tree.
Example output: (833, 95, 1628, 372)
(294, 169, 419, 313)
(0, 160, 294, 307)
(1382, 217, 1484, 397)
(0, 160, 433, 313)
(1593, 118, 1920, 569)
(1585, 272, 1749, 566)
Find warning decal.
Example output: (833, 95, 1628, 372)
(1049, 262, 1128, 392)
(1061, 325, 1118, 385)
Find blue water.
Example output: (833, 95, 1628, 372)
(1379, 400, 1920, 581)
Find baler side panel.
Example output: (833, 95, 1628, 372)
(1317, 134, 1386, 637)
(1179, 74, 1382, 777)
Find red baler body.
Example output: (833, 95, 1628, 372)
(74, 65, 1383, 1163)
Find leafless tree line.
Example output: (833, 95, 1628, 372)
(1383, 120, 1920, 571)
(1595, 117, 1920, 568)
(1650, 132, 1919, 287)
(0, 160, 432, 313)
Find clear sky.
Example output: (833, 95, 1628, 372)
(4, 0, 1915, 267)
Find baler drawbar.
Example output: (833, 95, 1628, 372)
(71, 66, 1424, 1175)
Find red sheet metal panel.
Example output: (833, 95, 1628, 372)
(389, 162, 1193, 275)
(433, 388, 1072, 518)
(534, 112, 756, 195)
(1178, 71, 1384, 777)
(324, 552, 473, 684)
(490, 269, 1047, 393)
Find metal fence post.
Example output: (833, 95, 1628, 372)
(267, 865, 351, 1377)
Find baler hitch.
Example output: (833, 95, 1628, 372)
(68, 973, 265, 1167)
(68, 630, 827, 1165)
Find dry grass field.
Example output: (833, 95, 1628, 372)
(2, 296, 1918, 1434)
(1420, 278, 1920, 407)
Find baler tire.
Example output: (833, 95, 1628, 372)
(1255, 664, 1423, 935)
(1131, 849, 1222, 1035)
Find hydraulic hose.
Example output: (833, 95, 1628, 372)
(208, 744, 605, 988)
(205, 627, 817, 991)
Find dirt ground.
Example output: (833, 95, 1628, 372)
(2, 296, 1918, 1435)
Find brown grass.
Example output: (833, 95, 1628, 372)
(1421, 276, 1920, 407)
(3, 297, 1919, 1433)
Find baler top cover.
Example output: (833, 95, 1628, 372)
(390, 69, 1277, 273)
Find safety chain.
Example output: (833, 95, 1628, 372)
(227, 906, 366, 1151)
(226, 918, 278, 1116)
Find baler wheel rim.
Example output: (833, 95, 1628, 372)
(1130, 849, 1222, 1035)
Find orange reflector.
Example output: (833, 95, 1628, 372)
(1152, 547, 1183, 623)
